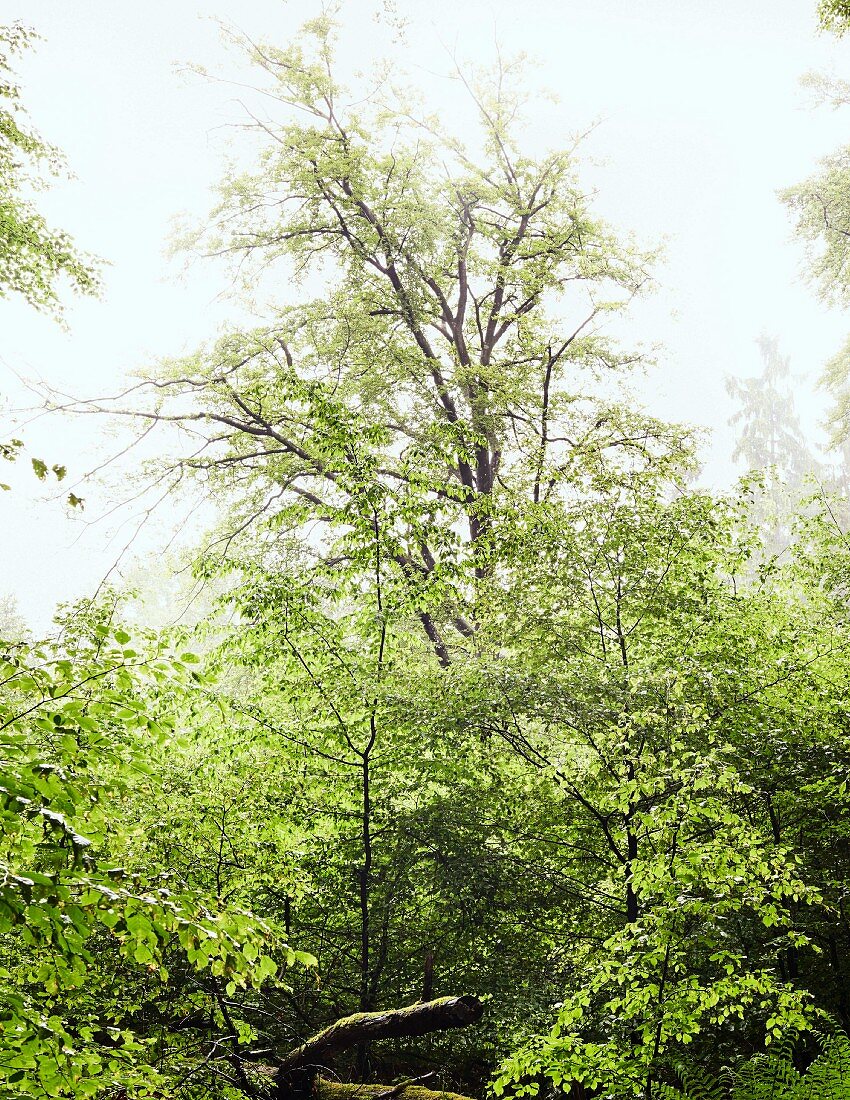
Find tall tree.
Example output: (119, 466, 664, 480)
(77, 15, 673, 665)
(727, 337, 811, 476)
(726, 336, 817, 551)
(50, 15, 850, 1099)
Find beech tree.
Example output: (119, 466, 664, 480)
(40, 13, 850, 1100)
(73, 15, 676, 666)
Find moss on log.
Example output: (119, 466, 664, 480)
(276, 997, 484, 1075)
(270, 996, 483, 1100)
(315, 1078, 476, 1100)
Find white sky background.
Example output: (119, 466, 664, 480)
(3, 0, 850, 630)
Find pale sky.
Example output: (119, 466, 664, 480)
(3, 0, 850, 630)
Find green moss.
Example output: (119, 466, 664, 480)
(314, 1078, 476, 1100)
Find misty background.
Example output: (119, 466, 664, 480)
(3, 0, 850, 629)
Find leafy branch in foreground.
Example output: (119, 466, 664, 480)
(0, 613, 292, 1098)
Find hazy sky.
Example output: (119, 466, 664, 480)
(3, 0, 850, 629)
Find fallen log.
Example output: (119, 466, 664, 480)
(314, 1078, 476, 1100)
(277, 996, 483, 1074)
(269, 996, 483, 1100)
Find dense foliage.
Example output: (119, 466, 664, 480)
(8, 7, 850, 1100)
(0, 609, 304, 1098)
(659, 1032, 850, 1099)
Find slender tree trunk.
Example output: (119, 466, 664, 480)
(356, 745, 374, 1079)
(827, 934, 850, 1030)
(766, 793, 800, 983)
(359, 752, 373, 1014)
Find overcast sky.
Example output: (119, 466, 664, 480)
(3, 0, 850, 630)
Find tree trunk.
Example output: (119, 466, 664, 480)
(270, 996, 483, 1100)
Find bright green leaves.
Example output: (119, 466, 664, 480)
(28, 458, 66, 483)
(0, 614, 307, 1098)
(0, 23, 100, 314)
(818, 0, 850, 35)
(0, 22, 98, 513)
(475, 467, 850, 1098)
(97, 12, 666, 672)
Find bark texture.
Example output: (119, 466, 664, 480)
(270, 996, 483, 1100)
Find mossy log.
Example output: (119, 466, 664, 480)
(314, 1077, 476, 1100)
(270, 996, 483, 1100)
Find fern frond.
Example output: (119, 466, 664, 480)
(797, 1034, 850, 1099)
(660, 1062, 724, 1100)
(730, 1054, 801, 1100)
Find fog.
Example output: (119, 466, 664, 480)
(3, 0, 850, 629)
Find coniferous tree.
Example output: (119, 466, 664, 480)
(726, 337, 818, 552)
